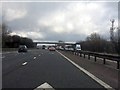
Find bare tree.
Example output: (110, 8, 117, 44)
(114, 27, 120, 54)
(109, 19, 120, 54)
(79, 33, 111, 53)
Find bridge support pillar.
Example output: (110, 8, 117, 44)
(80, 53, 82, 57)
(84, 54, 85, 58)
(103, 58, 106, 64)
(88, 54, 90, 60)
(94, 56, 97, 62)
(117, 61, 119, 69)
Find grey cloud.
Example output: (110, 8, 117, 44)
(36, 26, 87, 41)
(35, 30, 86, 42)
(4, 2, 66, 31)
(1, 1, 118, 42)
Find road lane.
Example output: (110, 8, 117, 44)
(2, 50, 41, 75)
(2, 49, 106, 89)
(59, 50, 118, 89)
(57, 50, 112, 89)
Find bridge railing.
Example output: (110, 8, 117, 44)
(61, 49, 120, 69)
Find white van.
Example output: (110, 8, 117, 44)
(65, 45, 74, 51)
(75, 44, 81, 51)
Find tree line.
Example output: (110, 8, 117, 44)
(78, 30, 120, 54)
(1, 23, 35, 48)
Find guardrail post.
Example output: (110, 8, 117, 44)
(94, 56, 97, 62)
(103, 58, 106, 64)
(77, 52, 78, 56)
(73, 52, 75, 55)
(74, 52, 76, 55)
(84, 54, 85, 58)
(80, 53, 82, 57)
(88, 54, 90, 60)
(75, 52, 77, 55)
(117, 61, 119, 69)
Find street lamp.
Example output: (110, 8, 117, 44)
(110, 19, 115, 41)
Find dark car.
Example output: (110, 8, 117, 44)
(18, 45, 27, 52)
(42, 45, 46, 49)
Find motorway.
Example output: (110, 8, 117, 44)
(2, 49, 107, 89)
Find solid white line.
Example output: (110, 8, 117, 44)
(22, 62, 28, 66)
(34, 82, 54, 90)
(56, 50, 113, 89)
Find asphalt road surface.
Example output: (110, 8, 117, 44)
(2, 49, 106, 89)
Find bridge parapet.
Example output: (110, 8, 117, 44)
(34, 41, 75, 45)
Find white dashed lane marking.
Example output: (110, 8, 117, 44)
(22, 62, 28, 66)
(51, 53, 54, 54)
(33, 57, 36, 59)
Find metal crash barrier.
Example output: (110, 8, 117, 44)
(63, 50, 120, 69)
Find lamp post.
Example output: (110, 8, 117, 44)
(110, 19, 115, 42)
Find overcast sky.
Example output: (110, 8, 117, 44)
(1, 1, 119, 42)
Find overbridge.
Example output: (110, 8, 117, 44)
(34, 41, 76, 45)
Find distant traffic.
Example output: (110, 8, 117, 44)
(36, 43, 81, 51)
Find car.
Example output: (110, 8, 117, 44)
(48, 46, 56, 51)
(18, 45, 27, 52)
(42, 45, 46, 49)
(57, 46, 64, 50)
(64, 45, 74, 51)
